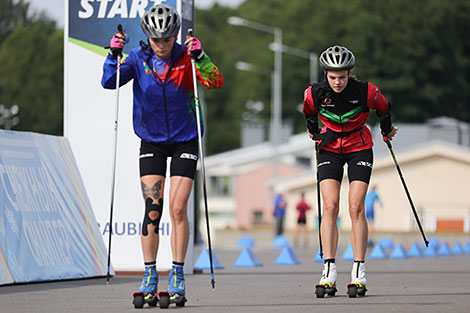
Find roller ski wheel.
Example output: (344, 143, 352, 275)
(347, 283, 367, 298)
(315, 283, 337, 298)
(158, 291, 187, 308)
(132, 291, 159, 308)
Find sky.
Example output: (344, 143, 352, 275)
(25, 0, 246, 28)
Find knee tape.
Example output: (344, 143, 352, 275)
(142, 197, 163, 236)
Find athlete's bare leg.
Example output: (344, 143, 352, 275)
(169, 176, 193, 263)
(140, 175, 165, 263)
(319, 179, 341, 259)
(348, 181, 369, 260)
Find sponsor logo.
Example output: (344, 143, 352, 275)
(180, 153, 197, 161)
(349, 100, 359, 104)
(321, 97, 334, 107)
(357, 161, 372, 168)
(78, 0, 165, 19)
(317, 161, 331, 167)
(139, 153, 154, 159)
(99, 221, 171, 236)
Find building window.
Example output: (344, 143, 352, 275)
(253, 210, 264, 225)
(209, 175, 232, 197)
(296, 156, 311, 168)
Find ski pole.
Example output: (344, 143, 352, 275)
(384, 139, 429, 247)
(188, 28, 216, 289)
(315, 143, 323, 258)
(106, 24, 125, 283)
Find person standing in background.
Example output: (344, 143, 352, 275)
(293, 192, 311, 247)
(365, 185, 382, 245)
(273, 187, 287, 236)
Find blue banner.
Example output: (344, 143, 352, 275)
(0, 130, 109, 284)
(69, 0, 193, 54)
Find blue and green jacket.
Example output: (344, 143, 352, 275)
(101, 42, 223, 144)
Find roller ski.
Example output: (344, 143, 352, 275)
(159, 264, 187, 308)
(132, 264, 159, 308)
(347, 260, 367, 298)
(315, 259, 337, 298)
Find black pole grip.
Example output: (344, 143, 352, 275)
(110, 24, 124, 58)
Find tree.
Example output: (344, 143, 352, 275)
(0, 0, 29, 45)
(0, 18, 63, 135)
(195, 0, 470, 155)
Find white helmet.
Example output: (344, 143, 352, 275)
(141, 4, 181, 38)
(319, 45, 355, 71)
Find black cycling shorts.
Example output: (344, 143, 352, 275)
(139, 138, 199, 179)
(317, 148, 373, 184)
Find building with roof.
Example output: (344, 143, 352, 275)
(201, 117, 470, 233)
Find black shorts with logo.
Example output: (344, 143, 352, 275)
(139, 138, 199, 179)
(317, 148, 373, 184)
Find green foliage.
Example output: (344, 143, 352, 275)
(0, 0, 468, 147)
(0, 16, 63, 135)
(196, 0, 470, 155)
(0, 0, 29, 44)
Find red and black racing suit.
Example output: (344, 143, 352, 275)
(303, 79, 393, 183)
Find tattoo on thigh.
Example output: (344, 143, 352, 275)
(141, 180, 162, 201)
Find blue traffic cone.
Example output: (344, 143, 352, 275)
(342, 243, 354, 260)
(194, 248, 224, 270)
(237, 236, 255, 248)
(275, 245, 301, 265)
(451, 241, 463, 255)
(233, 247, 262, 267)
(407, 243, 422, 258)
(424, 237, 440, 251)
(390, 244, 407, 259)
(422, 245, 437, 257)
(437, 242, 451, 256)
(464, 240, 470, 254)
(369, 243, 387, 259)
(378, 237, 394, 252)
(313, 248, 323, 263)
(272, 235, 290, 248)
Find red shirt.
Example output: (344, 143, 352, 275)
(296, 199, 311, 220)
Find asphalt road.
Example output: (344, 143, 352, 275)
(1, 232, 469, 313)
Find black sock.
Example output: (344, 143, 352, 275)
(173, 261, 184, 267)
(144, 261, 156, 267)
(324, 258, 335, 264)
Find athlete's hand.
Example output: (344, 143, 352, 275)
(306, 118, 320, 142)
(383, 126, 398, 141)
(110, 31, 126, 57)
(185, 35, 204, 61)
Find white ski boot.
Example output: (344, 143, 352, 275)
(315, 259, 337, 298)
(347, 260, 367, 297)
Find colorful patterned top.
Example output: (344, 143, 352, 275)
(101, 41, 223, 144)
